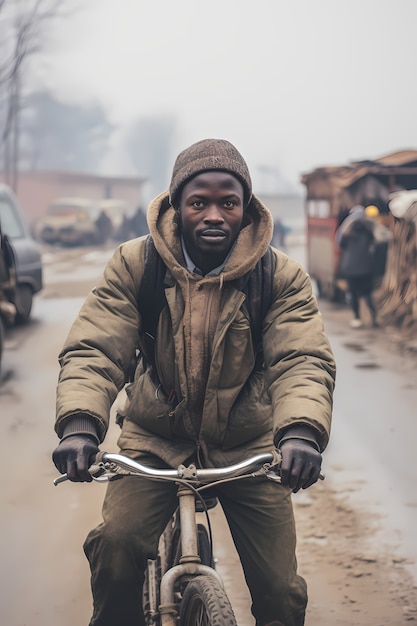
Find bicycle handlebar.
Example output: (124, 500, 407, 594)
(107, 451, 276, 479)
(53, 451, 280, 486)
(53, 450, 325, 487)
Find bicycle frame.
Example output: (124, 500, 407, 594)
(155, 483, 224, 626)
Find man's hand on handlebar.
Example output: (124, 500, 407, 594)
(52, 434, 99, 482)
(278, 439, 322, 493)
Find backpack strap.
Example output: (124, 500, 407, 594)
(138, 235, 167, 338)
(244, 245, 275, 358)
(139, 234, 167, 340)
(125, 235, 167, 381)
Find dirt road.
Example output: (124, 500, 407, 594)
(1, 243, 417, 625)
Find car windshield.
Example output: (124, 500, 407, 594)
(0, 198, 25, 238)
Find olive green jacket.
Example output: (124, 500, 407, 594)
(55, 191, 335, 467)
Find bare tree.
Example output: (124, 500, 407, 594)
(0, 0, 64, 191)
(21, 90, 114, 174)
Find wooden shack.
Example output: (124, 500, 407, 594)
(301, 150, 417, 300)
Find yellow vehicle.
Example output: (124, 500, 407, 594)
(40, 197, 108, 246)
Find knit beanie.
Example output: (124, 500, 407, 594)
(169, 139, 252, 208)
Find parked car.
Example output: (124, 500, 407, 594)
(39, 197, 110, 246)
(0, 183, 43, 323)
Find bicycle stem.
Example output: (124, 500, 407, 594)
(177, 487, 200, 564)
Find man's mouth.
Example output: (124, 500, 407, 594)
(199, 229, 227, 240)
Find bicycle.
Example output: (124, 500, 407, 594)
(54, 450, 303, 626)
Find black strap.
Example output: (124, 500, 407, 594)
(242, 245, 275, 356)
(139, 235, 167, 340)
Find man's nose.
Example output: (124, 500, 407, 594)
(204, 204, 224, 222)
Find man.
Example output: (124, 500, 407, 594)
(0, 221, 16, 327)
(53, 139, 336, 626)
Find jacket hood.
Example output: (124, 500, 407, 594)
(146, 190, 274, 283)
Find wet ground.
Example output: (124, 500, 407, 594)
(1, 241, 417, 625)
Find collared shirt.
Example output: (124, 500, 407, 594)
(181, 235, 234, 277)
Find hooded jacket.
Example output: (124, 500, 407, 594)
(336, 207, 376, 277)
(55, 191, 335, 468)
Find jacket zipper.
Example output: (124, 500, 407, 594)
(196, 440, 203, 467)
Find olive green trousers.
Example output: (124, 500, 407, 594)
(84, 452, 307, 626)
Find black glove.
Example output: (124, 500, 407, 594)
(52, 434, 99, 482)
(279, 438, 322, 493)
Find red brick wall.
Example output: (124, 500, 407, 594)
(0, 172, 145, 226)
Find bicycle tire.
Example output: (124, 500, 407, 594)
(179, 575, 237, 626)
(197, 524, 214, 568)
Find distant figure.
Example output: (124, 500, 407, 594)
(117, 214, 132, 242)
(130, 205, 148, 237)
(336, 204, 379, 328)
(273, 217, 287, 248)
(0, 222, 17, 325)
(95, 210, 113, 244)
(364, 205, 391, 282)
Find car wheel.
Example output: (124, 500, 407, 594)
(15, 284, 33, 324)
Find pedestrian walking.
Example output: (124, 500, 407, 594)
(336, 204, 380, 327)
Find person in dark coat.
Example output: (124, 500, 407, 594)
(336, 204, 378, 328)
(0, 221, 17, 326)
(129, 205, 148, 237)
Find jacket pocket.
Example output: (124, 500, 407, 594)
(216, 316, 254, 390)
(124, 367, 177, 439)
(222, 370, 273, 449)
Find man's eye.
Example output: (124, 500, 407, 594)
(224, 200, 235, 208)
(192, 201, 204, 208)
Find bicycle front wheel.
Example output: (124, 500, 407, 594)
(179, 575, 237, 626)
(197, 524, 214, 568)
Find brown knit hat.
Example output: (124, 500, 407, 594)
(169, 138, 252, 208)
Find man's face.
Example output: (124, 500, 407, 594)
(179, 171, 245, 272)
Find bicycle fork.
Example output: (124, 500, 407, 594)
(159, 485, 223, 626)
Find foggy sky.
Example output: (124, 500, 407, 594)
(36, 0, 417, 192)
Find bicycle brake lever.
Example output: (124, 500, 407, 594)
(53, 473, 69, 486)
(265, 469, 325, 483)
(53, 462, 113, 486)
(265, 470, 282, 483)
